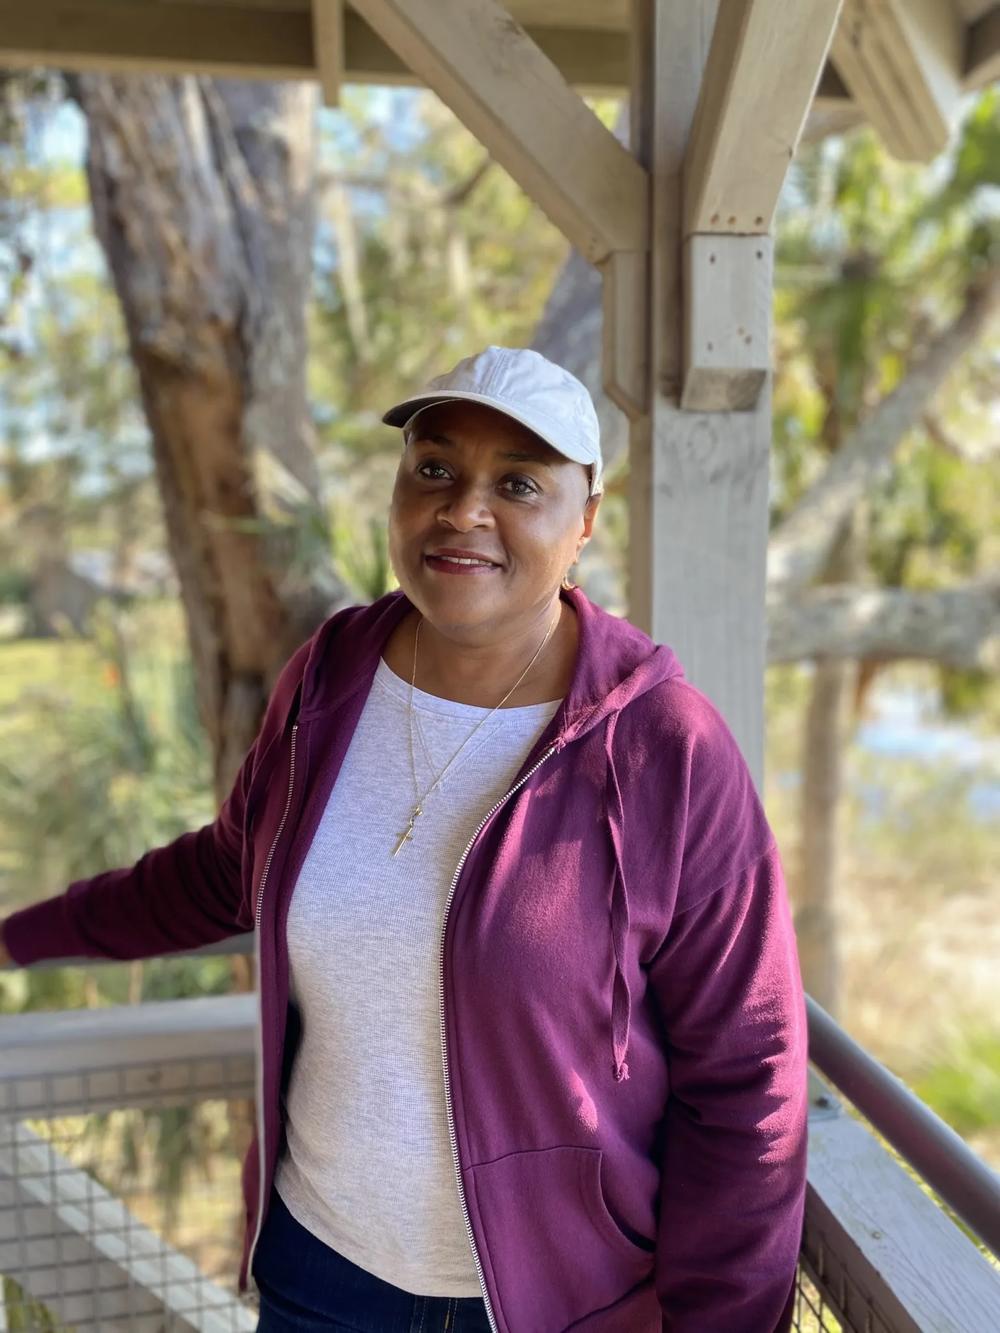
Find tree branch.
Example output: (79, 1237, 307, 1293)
(923, 409, 999, 463)
(768, 270, 1000, 594)
(767, 580, 1000, 669)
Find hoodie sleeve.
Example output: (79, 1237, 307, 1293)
(2, 638, 313, 967)
(646, 840, 808, 1332)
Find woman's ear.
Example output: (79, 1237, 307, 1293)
(577, 492, 601, 558)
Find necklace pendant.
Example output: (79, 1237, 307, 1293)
(392, 806, 422, 857)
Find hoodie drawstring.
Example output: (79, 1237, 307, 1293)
(604, 712, 632, 1083)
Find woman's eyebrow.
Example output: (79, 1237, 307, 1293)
(410, 432, 554, 469)
(501, 450, 554, 470)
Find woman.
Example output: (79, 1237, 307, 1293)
(1, 346, 807, 1333)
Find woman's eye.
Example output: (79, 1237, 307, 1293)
(416, 462, 451, 481)
(502, 476, 539, 497)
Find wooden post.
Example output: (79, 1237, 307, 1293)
(627, 0, 770, 784)
(312, 0, 344, 106)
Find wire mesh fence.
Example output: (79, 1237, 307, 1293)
(0, 1054, 257, 1331)
(0, 1039, 987, 1331)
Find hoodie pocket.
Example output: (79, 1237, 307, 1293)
(466, 1146, 651, 1333)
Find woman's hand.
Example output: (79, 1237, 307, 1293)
(0, 922, 12, 968)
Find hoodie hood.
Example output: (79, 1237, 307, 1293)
(294, 586, 685, 745)
(293, 587, 685, 1084)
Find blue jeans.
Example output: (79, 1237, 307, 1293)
(252, 1190, 493, 1333)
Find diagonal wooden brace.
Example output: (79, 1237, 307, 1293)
(349, 0, 648, 264)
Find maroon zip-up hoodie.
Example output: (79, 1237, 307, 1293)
(4, 589, 807, 1332)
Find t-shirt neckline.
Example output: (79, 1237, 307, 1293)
(375, 657, 562, 722)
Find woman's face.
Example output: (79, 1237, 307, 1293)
(388, 401, 599, 640)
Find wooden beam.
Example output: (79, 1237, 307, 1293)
(683, 0, 844, 238)
(831, 0, 965, 162)
(601, 250, 649, 419)
(342, 11, 632, 91)
(507, 0, 628, 28)
(627, 0, 769, 783)
(312, 0, 344, 106)
(806, 1081, 1000, 1331)
(965, 4, 1000, 90)
(348, 0, 648, 263)
(0, 3, 315, 78)
(0, 3, 630, 91)
(681, 234, 772, 411)
(0, 995, 256, 1117)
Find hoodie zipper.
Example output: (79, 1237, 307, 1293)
(247, 721, 299, 1285)
(254, 723, 299, 930)
(245, 726, 556, 1317)
(439, 742, 558, 1333)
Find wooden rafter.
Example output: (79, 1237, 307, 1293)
(0, 3, 630, 91)
(0, 2, 316, 78)
(304, 0, 648, 264)
(312, 0, 344, 106)
(966, 4, 1000, 90)
(683, 0, 844, 238)
(831, 0, 965, 162)
(680, 0, 841, 413)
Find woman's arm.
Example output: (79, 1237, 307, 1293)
(647, 841, 808, 1332)
(0, 637, 313, 967)
(1, 778, 252, 965)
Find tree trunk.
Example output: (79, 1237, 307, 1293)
(792, 518, 863, 1016)
(796, 655, 851, 1014)
(77, 75, 347, 800)
(768, 580, 1000, 668)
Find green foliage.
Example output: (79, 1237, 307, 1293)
(308, 89, 571, 468)
(330, 502, 395, 601)
(937, 667, 998, 727)
(867, 437, 986, 588)
(0, 1276, 63, 1331)
(915, 1031, 1000, 1137)
(774, 95, 999, 514)
(0, 603, 212, 914)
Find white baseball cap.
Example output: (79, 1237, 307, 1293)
(382, 345, 604, 495)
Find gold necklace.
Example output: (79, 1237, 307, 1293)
(392, 610, 560, 856)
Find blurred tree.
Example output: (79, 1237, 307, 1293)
(74, 76, 349, 799)
(767, 97, 999, 1014)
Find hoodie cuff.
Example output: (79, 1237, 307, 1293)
(2, 893, 88, 967)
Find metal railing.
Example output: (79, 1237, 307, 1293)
(1, 960, 998, 1330)
(807, 995, 1000, 1255)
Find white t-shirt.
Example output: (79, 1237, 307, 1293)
(275, 658, 560, 1297)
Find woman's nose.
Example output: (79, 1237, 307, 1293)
(436, 483, 494, 531)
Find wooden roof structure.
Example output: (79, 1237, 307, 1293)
(1, 1, 997, 157)
(1, 0, 996, 776)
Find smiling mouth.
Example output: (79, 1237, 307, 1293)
(424, 551, 502, 574)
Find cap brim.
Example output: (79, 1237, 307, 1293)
(381, 389, 597, 470)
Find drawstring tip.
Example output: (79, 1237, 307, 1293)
(614, 1061, 630, 1083)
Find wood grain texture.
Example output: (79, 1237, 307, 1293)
(831, 0, 964, 161)
(600, 250, 650, 419)
(681, 233, 772, 410)
(312, 0, 344, 105)
(629, 0, 768, 783)
(0, 3, 631, 89)
(806, 1100, 1000, 1331)
(683, 0, 843, 236)
(311, 0, 649, 262)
